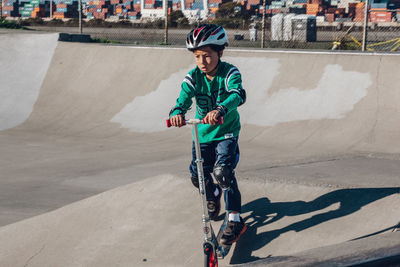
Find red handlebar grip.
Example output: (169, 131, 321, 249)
(201, 117, 224, 125)
(166, 119, 187, 127)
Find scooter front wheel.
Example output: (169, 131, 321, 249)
(204, 242, 218, 267)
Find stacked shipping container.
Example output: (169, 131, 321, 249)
(368, 1, 397, 22)
(51, 0, 77, 18)
(2, 0, 19, 17)
(306, 3, 319, 15)
(172, 1, 181, 11)
(370, 10, 393, 22)
(3, 0, 400, 24)
(86, 0, 111, 19)
(19, 0, 47, 18)
(208, 0, 222, 13)
(86, 0, 140, 19)
(353, 2, 365, 21)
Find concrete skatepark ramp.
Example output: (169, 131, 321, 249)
(0, 32, 399, 266)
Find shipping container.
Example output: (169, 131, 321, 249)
(316, 15, 325, 22)
(310, 0, 322, 5)
(306, 3, 319, 15)
(283, 13, 295, 40)
(289, 6, 306, 14)
(2, 6, 15, 11)
(21, 10, 32, 15)
(370, 10, 393, 22)
(62, 0, 76, 5)
(327, 7, 345, 14)
(325, 12, 335, 22)
(292, 15, 316, 42)
(2, 10, 19, 16)
(271, 1, 284, 6)
(335, 17, 352, 22)
(370, 2, 388, 9)
(271, 13, 284, 41)
(209, 7, 218, 12)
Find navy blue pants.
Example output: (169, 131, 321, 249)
(189, 137, 242, 213)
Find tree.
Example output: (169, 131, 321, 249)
(215, 2, 249, 20)
(169, 10, 189, 28)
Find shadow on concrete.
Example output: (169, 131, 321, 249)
(230, 187, 400, 264)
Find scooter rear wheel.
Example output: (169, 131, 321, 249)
(204, 243, 218, 267)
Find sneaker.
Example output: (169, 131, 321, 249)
(207, 185, 222, 221)
(220, 218, 247, 245)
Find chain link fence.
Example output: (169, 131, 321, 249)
(1, 0, 400, 52)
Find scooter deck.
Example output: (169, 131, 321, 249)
(216, 213, 231, 259)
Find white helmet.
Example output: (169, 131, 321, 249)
(186, 24, 229, 51)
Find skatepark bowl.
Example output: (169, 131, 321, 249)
(0, 32, 399, 267)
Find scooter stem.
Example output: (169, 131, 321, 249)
(192, 122, 214, 242)
(166, 117, 223, 243)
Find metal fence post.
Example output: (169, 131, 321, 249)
(50, 0, 53, 19)
(362, 0, 369, 51)
(164, 0, 168, 44)
(261, 0, 266, 48)
(79, 0, 83, 34)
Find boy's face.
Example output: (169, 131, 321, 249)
(193, 46, 222, 74)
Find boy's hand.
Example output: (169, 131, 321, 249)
(204, 110, 220, 125)
(170, 114, 185, 127)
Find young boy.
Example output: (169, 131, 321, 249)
(169, 24, 247, 245)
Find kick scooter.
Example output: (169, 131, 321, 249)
(167, 117, 231, 267)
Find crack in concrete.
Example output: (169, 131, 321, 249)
(248, 154, 364, 171)
(24, 244, 46, 267)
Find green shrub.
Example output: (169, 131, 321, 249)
(0, 18, 23, 29)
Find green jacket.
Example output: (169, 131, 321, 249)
(170, 61, 246, 143)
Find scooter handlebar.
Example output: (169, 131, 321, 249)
(166, 117, 223, 128)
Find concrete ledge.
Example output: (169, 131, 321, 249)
(58, 33, 91, 43)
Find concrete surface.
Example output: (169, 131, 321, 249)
(240, 231, 400, 266)
(0, 32, 399, 266)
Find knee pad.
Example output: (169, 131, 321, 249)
(191, 175, 199, 188)
(213, 165, 233, 190)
